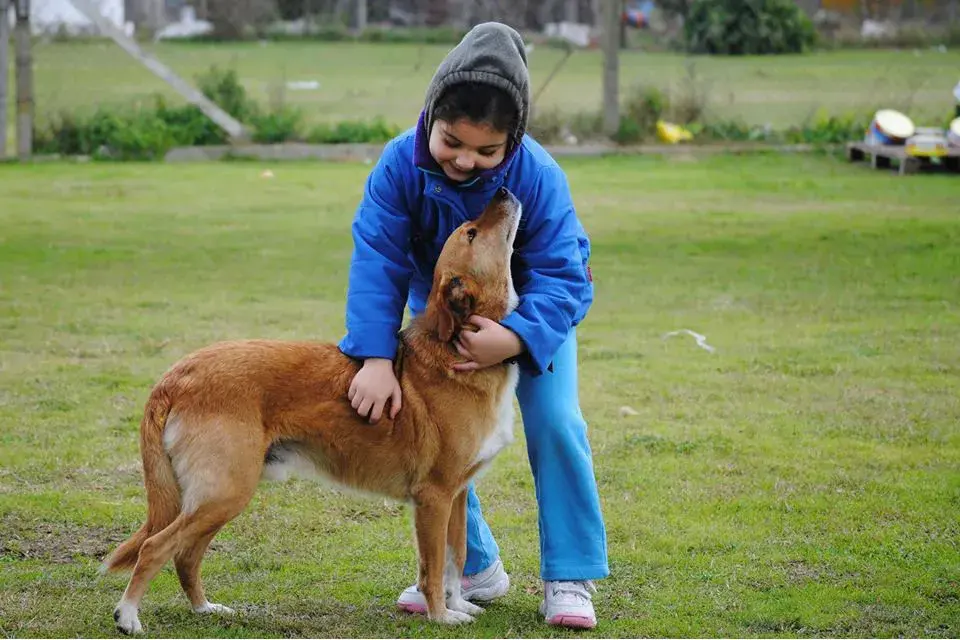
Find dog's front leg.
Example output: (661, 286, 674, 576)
(414, 491, 474, 624)
(445, 490, 483, 617)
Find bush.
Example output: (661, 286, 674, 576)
(251, 107, 304, 143)
(31, 61, 408, 158)
(195, 66, 261, 123)
(623, 85, 668, 136)
(34, 107, 178, 160)
(783, 111, 869, 145)
(693, 119, 778, 142)
(306, 117, 400, 144)
(691, 111, 871, 145)
(684, 0, 816, 55)
(154, 96, 230, 146)
(613, 117, 645, 145)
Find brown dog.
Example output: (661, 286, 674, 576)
(102, 187, 523, 634)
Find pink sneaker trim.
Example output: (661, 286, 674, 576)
(546, 614, 597, 629)
(397, 602, 427, 615)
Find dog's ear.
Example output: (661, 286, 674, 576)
(436, 275, 476, 342)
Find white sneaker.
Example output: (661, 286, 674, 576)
(396, 558, 510, 614)
(540, 580, 597, 629)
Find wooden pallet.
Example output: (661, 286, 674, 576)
(847, 142, 960, 176)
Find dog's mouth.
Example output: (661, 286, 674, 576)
(505, 202, 521, 248)
(498, 189, 522, 251)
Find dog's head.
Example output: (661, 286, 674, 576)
(427, 187, 521, 343)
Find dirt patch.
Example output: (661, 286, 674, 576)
(0, 514, 131, 564)
(783, 559, 823, 583)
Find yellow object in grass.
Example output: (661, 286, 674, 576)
(656, 120, 693, 144)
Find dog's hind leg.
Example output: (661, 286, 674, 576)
(114, 513, 189, 635)
(175, 529, 234, 617)
(114, 418, 263, 635)
(114, 499, 252, 635)
(443, 490, 483, 617)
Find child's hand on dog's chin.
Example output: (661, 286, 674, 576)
(349, 358, 401, 424)
(453, 315, 523, 372)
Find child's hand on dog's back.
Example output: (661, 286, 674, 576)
(348, 358, 402, 424)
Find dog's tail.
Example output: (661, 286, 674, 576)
(100, 384, 181, 574)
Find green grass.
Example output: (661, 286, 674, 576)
(1, 153, 959, 637)
(7, 40, 960, 137)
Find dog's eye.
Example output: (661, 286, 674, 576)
(466, 228, 477, 243)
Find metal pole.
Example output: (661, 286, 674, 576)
(0, 0, 10, 159)
(14, 0, 30, 160)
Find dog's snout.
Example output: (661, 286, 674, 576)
(497, 186, 519, 206)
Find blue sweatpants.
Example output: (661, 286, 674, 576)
(462, 329, 609, 582)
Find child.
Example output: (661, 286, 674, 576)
(337, 22, 608, 629)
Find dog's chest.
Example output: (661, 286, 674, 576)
(473, 364, 520, 467)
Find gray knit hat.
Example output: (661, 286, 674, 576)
(423, 22, 531, 145)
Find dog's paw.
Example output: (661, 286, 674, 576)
(114, 604, 144, 635)
(447, 597, 483, 616)
(193, 602, 236, 616)
(435, 608, 475, 625)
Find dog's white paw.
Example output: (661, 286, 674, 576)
(193, 602, 236, 616)
(114, 603, 143, 635)
(447, 597, 483, 616)
(435, 608, 475, 625)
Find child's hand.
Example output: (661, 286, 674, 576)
(348, 358, 402, 424)
(453, 316, 523, 372)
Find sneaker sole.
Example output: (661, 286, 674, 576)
(396, 585, 507, 615)
(546, 614, 597, 629)
(396, 574, 510, 614)
(397, 601, 427, 615)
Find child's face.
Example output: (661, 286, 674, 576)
(429, 118, 509, 183)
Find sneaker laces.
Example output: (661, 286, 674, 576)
(548, 580, 596, 606)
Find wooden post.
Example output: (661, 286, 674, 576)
(0, 0, 9, 159)
(601, 0, 619, 136)
(14, 0, 30, 160)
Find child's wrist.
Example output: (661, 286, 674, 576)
(502, 327, 524, 358)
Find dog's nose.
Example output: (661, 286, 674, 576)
(497, 186, 517, 203)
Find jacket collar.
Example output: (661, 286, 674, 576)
(413, 110, 520, 190)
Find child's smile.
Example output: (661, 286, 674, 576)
(428, 119, 508, 182)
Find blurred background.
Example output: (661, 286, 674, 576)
(1, 0, 959, 159)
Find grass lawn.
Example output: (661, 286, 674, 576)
(9, 40, 960, 135)
(0, 152, 958, 637)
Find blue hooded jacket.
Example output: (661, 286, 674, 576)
(338, 24, 593, 376)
